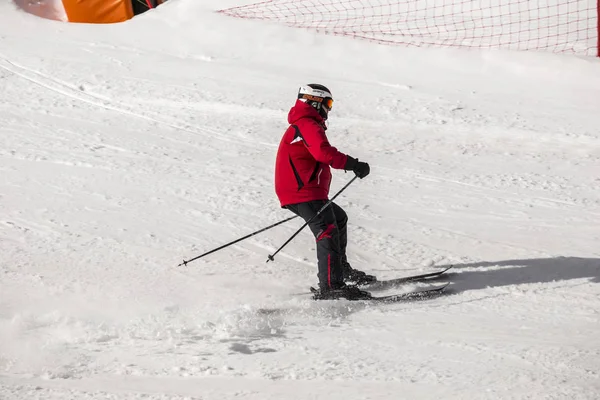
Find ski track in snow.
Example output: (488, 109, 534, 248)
(1, 0, 600, 399)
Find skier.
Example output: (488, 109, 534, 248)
(274, 83, 376, 300)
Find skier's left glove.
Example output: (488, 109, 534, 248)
(345, 156, 370, 179)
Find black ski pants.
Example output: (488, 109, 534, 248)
(285, 200, 348, 290)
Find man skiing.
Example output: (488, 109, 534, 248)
(274, 83, 376, 300)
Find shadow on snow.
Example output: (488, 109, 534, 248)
(437, 256, 600, 293)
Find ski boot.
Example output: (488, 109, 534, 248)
(312, 283, 372, 301)
(342, 262, 377, 285)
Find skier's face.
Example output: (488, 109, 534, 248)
(322, 98, 333, 121)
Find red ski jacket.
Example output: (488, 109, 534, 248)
(275, 100, 349, 207)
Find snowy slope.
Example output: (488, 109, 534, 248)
(1, 0, 600, 399)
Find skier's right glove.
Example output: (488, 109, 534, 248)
(344, 156, 370, 179)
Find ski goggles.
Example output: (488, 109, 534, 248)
(299, 93, 334, 110)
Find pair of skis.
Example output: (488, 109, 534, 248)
(311, 266, 453, 303)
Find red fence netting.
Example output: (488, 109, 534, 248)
(220, 0, 599, 57)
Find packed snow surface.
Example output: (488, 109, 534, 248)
(1, 0, 599, 399)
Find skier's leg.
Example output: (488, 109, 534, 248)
(329, 202, 377, 284)
(331, 202, 352, 278)
(331, 202, 348, 264)
(285, 201, 344, 290)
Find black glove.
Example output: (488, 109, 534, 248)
(344, 156, 370, 179)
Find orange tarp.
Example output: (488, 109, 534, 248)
(62, 0, 133, 23)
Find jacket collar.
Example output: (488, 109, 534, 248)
(287, 99, 327, 130)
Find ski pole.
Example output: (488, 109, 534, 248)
(178, 215, 298, 267)
(266, 176, 359, 263)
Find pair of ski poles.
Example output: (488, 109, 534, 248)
(177, 176, 358, 267)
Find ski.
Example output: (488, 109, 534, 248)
(361, 266, 454, 290)
(367, 283, 449, 302)
(310, 283, 450, 303)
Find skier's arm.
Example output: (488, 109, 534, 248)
(300, 121, 348, 169)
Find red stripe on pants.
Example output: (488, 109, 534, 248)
(327, 253, 331, 288)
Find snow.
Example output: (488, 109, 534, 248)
(1, 0, 599, 399)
